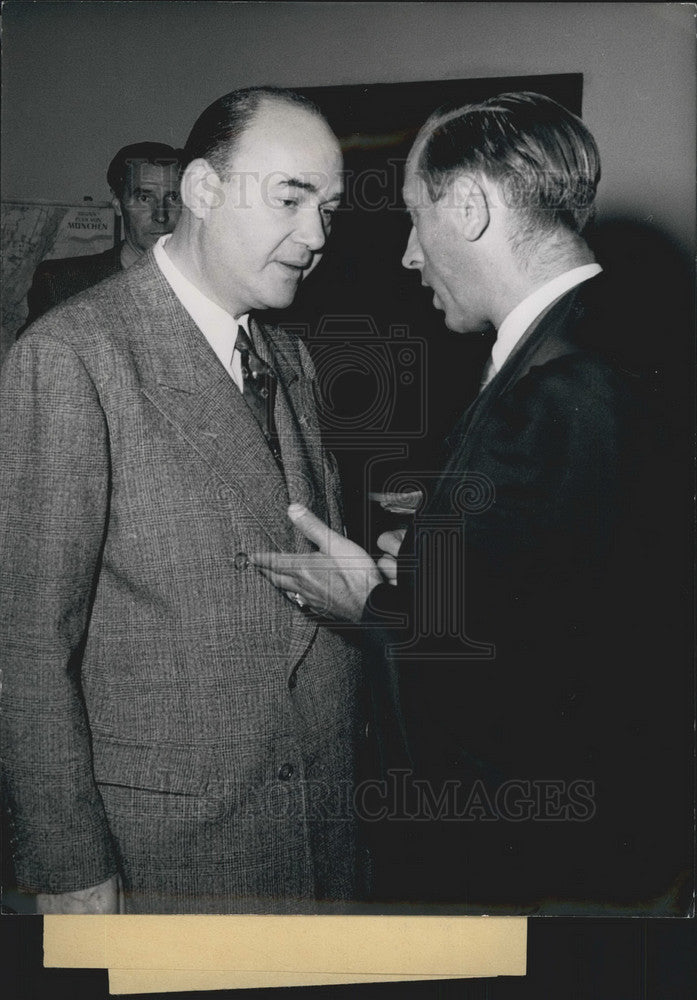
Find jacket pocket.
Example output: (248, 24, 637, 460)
(91, 735, 208, 795)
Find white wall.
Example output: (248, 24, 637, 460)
(3, 2, 695, 255)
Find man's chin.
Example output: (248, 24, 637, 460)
(257, 290, 299, 312)
(445, 317, 491, 336)
(442, 311, 475, 335)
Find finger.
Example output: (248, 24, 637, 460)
(377, 553, 398, 584)
(376, 528, 406, 557)
(287, 503, 339, 553)
(248, 551, 279, 570)
(254, 565, 304, 593)
(249, 552, 314, 572)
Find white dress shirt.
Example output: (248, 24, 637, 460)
(480, 263, 603, 390)
(153, 234, 249, 392)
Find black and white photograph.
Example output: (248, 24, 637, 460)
(1, 1, 695, 995)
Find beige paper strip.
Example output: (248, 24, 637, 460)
(44, 915, 107, 968)
(107, 915, 526, 976)
(45, 915, 526, 980)
(107, 970, 471, 994)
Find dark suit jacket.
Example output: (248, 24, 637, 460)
(0, 253, 364, 913)
(362, 275, 687, 911)
(18, 243, 123, 333)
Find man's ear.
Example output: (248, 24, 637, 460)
(452, 175, 490, 241)
(180, 158, 225, 218)
(110, 192, 123, 217)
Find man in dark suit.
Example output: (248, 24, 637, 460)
(19, 142, 185, 331)
(1, 88, 370, 913)
(252, 93, 688, 911)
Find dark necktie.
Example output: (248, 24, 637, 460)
(235, 325, 283, 470)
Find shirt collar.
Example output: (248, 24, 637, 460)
(491, 263, 602, 376)
(153, 234, 249, 371)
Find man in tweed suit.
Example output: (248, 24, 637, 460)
(1, 87, 376, 914)
(19, 142, 185, 333)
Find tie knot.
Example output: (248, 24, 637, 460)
(236, 325, 275, 384)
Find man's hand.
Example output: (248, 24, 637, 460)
(36, 873, 124, 914)
(251, 504, 382, 622)
(376, 527, 407, 585)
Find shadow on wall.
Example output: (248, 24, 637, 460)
(587, 216, 694, 422)
(587, 211, 694, 591)
(590, 222, 694, 904)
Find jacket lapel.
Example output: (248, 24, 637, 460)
(253, 318, 328, 524)
(125, 258, 329, 670)
(450, 282, 590, 453)
(252, 318, 329, 671)
(127, 257, 292, 550)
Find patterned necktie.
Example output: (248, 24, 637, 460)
(235, 325, 283, 470)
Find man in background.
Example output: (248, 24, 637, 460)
(19, 141, 185, 331)
(1, 87, 366, 914)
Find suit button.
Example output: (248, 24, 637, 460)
(234, 552, 249, 570)
(277, 763, 294, 781)
(288, 673, 297, 690)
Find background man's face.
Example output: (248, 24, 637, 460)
(115, 162, 182, 255)
(199, 100, 343, 317)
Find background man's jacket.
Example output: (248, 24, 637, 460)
(18, 243, 123, 334)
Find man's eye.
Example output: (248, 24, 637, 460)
(165, 193, 181, 205)
(280, 199, 298, 208)
(137, 194, 152, 204)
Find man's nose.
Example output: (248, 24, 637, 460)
(294, 207, 327, 253)
(151, 200, 167, 224)
(401, 226, 422, 270)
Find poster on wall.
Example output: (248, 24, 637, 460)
(0, 201, 115, 357)
(42, 203, 115, 260)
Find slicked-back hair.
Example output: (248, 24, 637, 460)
(183, 86, 325, 181)
(107, 142, 186, 199)
(415, 92, 601, 238)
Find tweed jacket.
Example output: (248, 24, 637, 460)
(362, 275, 678, 909)
(0, 252, 364, 913)
(19, 243, 123, 333)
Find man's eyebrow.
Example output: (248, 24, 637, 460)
(131, 184, 180, 196)
(278, 177, 318, 194)
(277, 178, 343, 201)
